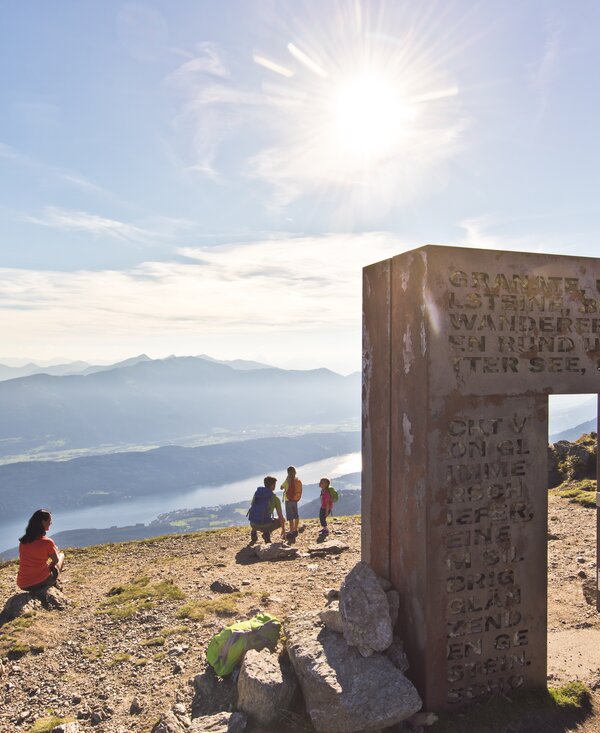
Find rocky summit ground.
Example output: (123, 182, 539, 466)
(1, 496, 600, 733)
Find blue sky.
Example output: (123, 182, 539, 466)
(1, 1, 599, 372)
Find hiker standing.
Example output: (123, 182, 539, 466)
(281, 465, 302, 539)
(318, 478, 334, 537)
(248, 476, 286, 544)
(17, 509, 65, 592)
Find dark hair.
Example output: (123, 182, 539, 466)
(19, 509, 51, 544)
(264, 476, 277, 489)
(287, 466, 296, 475)
(320, 477, 330, 488)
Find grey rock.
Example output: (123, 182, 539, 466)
(308, 540, 349, 557)
(129, 697, 143, 715)
(377, 577, 393, 592)
(385, 639, 410, 673)
(152, 712, 187, 733)
(0, 592, 41, 622)
(253, 542, 299, 561)
(319, 601, 344, 634)
(408, 711, 439, 727)
(52, 724, 80, 733)
(210, 579, 240, 594)
(339, 562, 393, 655)
(285, 612, 421, 733)
(387, 590, 400, 628)
(582, 578, 597, 606)
(192, 664, 236, 717)
(189, 712, 247, 732)
(237, 649, 296, 725)
(37, 586, 69, 610)
(324, 588, 340, 601)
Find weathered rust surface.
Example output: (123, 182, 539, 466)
(362, 244, 600, 712)
(362, 259, 391, 578)
(389, 251, 430, 696)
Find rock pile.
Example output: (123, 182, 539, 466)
(153, 560, 427, 733)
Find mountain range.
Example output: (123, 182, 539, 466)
(0, 353, 271, 381)
(0, 355, 359, 459)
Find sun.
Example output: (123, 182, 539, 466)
(330, 72, 417, 162)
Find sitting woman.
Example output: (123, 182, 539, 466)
(17, 509, 64, 592)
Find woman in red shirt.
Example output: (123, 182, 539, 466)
(17, 509, 64, 592)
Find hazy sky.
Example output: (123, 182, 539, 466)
(1, 1, 599, 373)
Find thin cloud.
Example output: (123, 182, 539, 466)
(530, 13, 562, 116)
(167, 42, 229, 84)
(0, 141, 112, 198)
(0, 234, 407, 350)
(26, 206, 155, 243)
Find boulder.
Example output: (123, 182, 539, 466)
(307, 540, 349, 557)
(285, 612, 421, 733)
(319, 601, 343, 634)
(324, 588, 339, 602)
(189, 712, 247, 732)
(339, 562, 393, 656)
(408, 711, 439, 727)
(151, 712, 187, 733)
(377, 577, 393, 592)
(52, 724, 80, 733)
(1, 586, 69, 621)
(210, 579, 240, 594)
(385, 639, 410, 673)
(0, 592, 41, 622)
(192, 664, 237, 718)
(37, 586, 69, 611)
(237, 649, 296, 725)
(253, 542, 299, 561)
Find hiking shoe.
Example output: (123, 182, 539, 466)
(262, 532, 272, 543)
(250, 530, 258, 544)
(319, 528, 329, 536)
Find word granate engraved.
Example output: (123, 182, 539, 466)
(448, 271, 600, 296)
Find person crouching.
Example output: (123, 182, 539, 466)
(247, 476, 286, 544)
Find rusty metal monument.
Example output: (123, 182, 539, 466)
(362, 245, 600, 711)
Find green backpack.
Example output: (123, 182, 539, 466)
(206, 612, 281, 677)
(327, 485, 339, 503)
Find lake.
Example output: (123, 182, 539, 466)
(0, 451, 361, 553)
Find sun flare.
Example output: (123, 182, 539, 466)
(331, 73, 416, 161)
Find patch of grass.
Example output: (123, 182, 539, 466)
(29, 716, 75, 733)
(133, 657, 149, 666)
(141, 636, 165, 647)
(0, 612, 49, 659)
(153, 651, 166, 661)
(82, 644, 105, 660)
(4, 613, 35, 631)
(160, 625, 189, 637)
(176, 594, 240, 621)
(7, 640, 30, 659)
(141, 623, 189, 647)
(551, 480, 596, 508)
(431, 683, 591, 733)
(549, 680, 591, 708)
(108, 651, 133, 666)
(96, 576, 185, 618)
